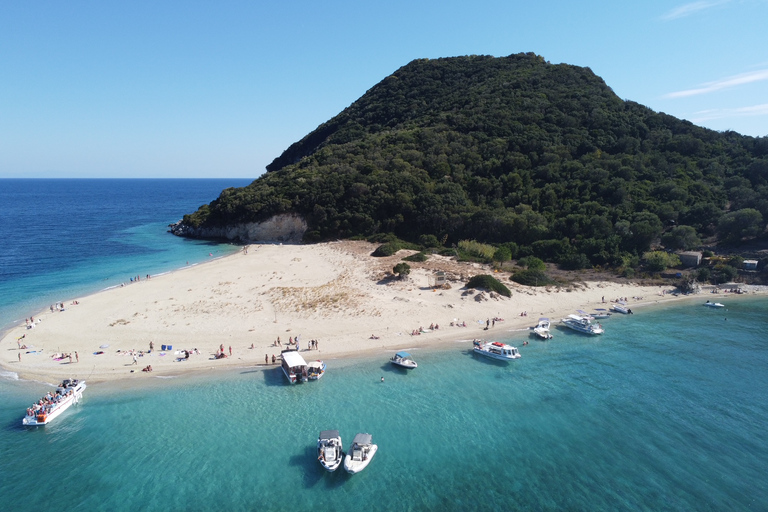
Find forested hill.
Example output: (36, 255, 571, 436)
(180, 53, 768, 266)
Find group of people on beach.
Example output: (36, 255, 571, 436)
(51, 351, 78, 363)
(411, 323, 439, 336)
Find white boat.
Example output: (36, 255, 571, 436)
(611, 302, 633, 314)
(472, 340, 521, 361)
(317, 430, 343, 472)
(591, 308, 612, 319)
(22, 379, 86, 426)
(704, 300, 725, 308)
(531, 317, 552, 339)
(390, 351, 418, 369)
(307, 360, 326, 380)
(281, 349, 308, 383)
(343, 433, 378, 474)
(561, 314, 604, 335)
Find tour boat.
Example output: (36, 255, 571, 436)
(561, 314, 604, 335)
(531, 317, 552, 339)
(390, 351, 418, 369)
(22, 379, 86, 426)
(343, 433, 378, 474)
(307, 360, 326, 380)
(281, 349, 308, 384)
(611, 302, 633, 314)
(704, 300, 725, 308)
(472, 340, 521, 361)
(317, 430, 344, 472)
(591, 308, 612, 319)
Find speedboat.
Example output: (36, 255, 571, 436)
(23, 379, 86, 426)
(611, 302, 633, 314)
(472, 340, 521, 361)
(343, 433, 378, 474)
(531, 318, 552, 340)
(561, 314, 604, 335)
(704, 300, 725, 308)
(591, 308, 612, 319)
(281, 349, 308, 383)
(390, 351, 418, 369)
(317, 430, 343, 472)
(307, 360, 326, 380)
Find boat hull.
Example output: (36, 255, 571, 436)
(344, 444, 378, 474)
(390, 359, 417, 369)
(472, 347, 520, 361)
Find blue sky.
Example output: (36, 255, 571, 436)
(1, 0, 766, 178)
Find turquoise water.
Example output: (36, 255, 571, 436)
(1, 298, 766, 511)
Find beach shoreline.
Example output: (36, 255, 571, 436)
(1, 240, 761, 385)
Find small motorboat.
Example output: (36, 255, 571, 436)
(344, 433, 378, 474)
(307, 360, 326, 380)
(317, 430, 343, 472)
(704, 301, 725, 308)
(591, 308, 612, 319)
(611, 302, 633, 314)
(390, 351, 418, 369)
(531, 317, 552, 339)
(561, 314, 604, 335)
(472, 340, 521, 361)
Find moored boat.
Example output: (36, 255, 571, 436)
(704, 300, 725, 308)
(472, 340, 521, 361)
(307, 360, 326, 380)
(611, 302, 633, 314)
(591, 308, 612, 319)
(317, 430, 343, 472)
(281, 349, 308, 383)
(390, 351, 418, 369)
(343, 433, 378, 474)
(531, 317, 552, 339)
(561, 314, 604, 335)
(22, 378, 86, 426)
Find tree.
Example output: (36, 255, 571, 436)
(661, 225, 701, 250)
(393, 262, 411, 279)
(717, 209, 764, 243)
(642, 251, 681, 272)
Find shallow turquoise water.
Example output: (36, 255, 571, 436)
(1, 298, 766, 511)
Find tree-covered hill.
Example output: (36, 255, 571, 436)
(179, 53, 768, 267)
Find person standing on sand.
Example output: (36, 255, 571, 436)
(75, 351, 79, 363)
(272, 354, 276, 364)
(133, 354, 138, 365)
(18, 352, 21, 362)
(229, 346, 232, 356)
(149, 341, 154, 352)
(265, 354, 269, 365)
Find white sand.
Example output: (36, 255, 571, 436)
(0, 241, 747, 383)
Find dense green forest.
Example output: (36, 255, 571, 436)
(180, 53, 768, 268)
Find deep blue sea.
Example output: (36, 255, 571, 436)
(1, 180, 767, 511)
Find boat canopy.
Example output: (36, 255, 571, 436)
(319, 430, 340, 441)
(352, 433, 372, 446)
(538, 317, 549, 322)
(395, 351, 411, 359)
(567, 314, 583, 320)
(282, 350, 307, 367)
(594, 308, 608, 312)
(307, 360, 324, 369)
(577, 310, 589, 315)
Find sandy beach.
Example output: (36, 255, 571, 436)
(1, 241, 752, 383)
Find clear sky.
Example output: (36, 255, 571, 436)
(1, 0, 766, 178)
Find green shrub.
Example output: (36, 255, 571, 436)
(560, 253, 591, 270)
(466, 274, 511, 297)
(642, 251, 681, 272)
(518, 256, 546, 271)
(493, 246, 512, 262)
(403, 252, 428, 262)
(393, 262, 411, 278)
(418, 234, 441, 248)
(458, 240, 497, 261)
(372, 242, 401, 257)
(510, 269, 553, 287)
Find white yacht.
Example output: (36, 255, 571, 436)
(611, 302, 633, 314)
(23, 379, 86, 426)
(704, 300, 724, 308)
(281, 349, 308, 383)
(343, 433, 378, 474)
(561, 314, 604, 335)
(472, 340, 521, 361)
(390, 351, 418, 369)
(317, 430, 343, 472)
(531, 317, 552, 339)
(307, 360, 326, 380)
